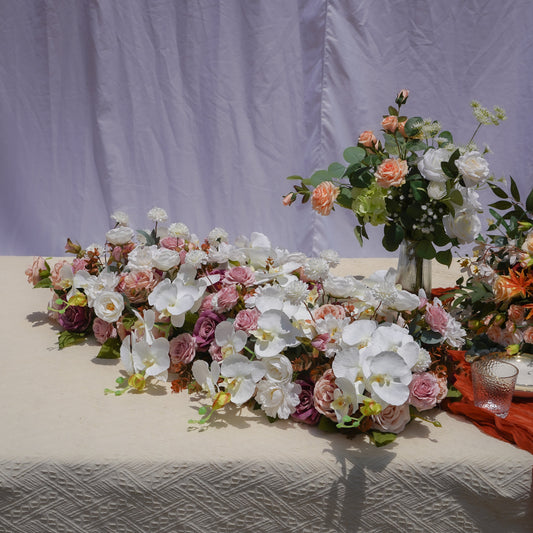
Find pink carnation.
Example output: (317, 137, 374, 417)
(223, 266, 256, 287)
(93, 317, 117, 344)
(72, 258, 88, 273)
(371, 403, 411, 434)
(409, 372, 440, 411)
(425, 301, 449, 336)
(169, 333, 197, 370)
(25, 256, 46, 286)
(234, 308, 260, 333)
(311, 333, 330, 351)
(209, 342, 223, 362)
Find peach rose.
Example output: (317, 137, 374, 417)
(283, 193, 295, 206)
(397, 120, 407, 138)
(381, 115, 398, 133)
(50, 260, 73, 291)
(508, 304, 525, 323)
(493, 275, 514, 302)
(523, 327, 533, 344)
(375, 158, 408, 188)
(311, 181, 340, 216)
(313, 304, 346, 321)
(358, 130, 378, 149)
(117, 270, 160, 304)
(371, 403, 410, 434)
(25, 256, 46, 286)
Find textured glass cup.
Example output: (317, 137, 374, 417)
(471, 358, 518, 418)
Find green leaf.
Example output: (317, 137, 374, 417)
(510, 176, 521, 202)
(437, 131, 453, 146)
(405, 140, 427, 153)
(448, 189, 463, 206)
(137, 229, 156, 246)
(343, 146, 366, 164)
(349, 169, 373, 189)
(286, 175, 303, 181)
(388, 106, 398, 116)
(370, 431, 397, 447)
(416, 240, 436, 259)
(33, 277, 53, 289)
(383, 224, 404, 251)
(526, 187, 533, 213)
(58, 330, 87, 349)
(489, 183, 509, 199)
(318, 415, 339, 433)
(404, 116, 423, 137)
(420, 330, 443, 345)
(436, 249, 453, 267)
(97, 337, 122, 359)
(309, 170, 330, 187)
(489, 200, 513, 211)
(327, 162, 346, 179)
(336, 188, 353, 209)
(354, 225, 365, 246)
(446, 386, 462, 399)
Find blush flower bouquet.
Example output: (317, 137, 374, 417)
(446, 182, 533, 356)
(284, 91, 505, 269)
(27, 208, 466, 446)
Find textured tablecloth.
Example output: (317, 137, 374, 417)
(1, 257, 532, 533)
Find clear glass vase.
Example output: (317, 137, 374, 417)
(395, 239, 432, 294)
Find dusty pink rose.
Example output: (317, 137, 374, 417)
(381, 115, 398, 133)
(523, 327, 533, 344)
(358, 130, 378, 149)
(311, 333, 330, 351)
(25, 256, 46, 286)
(72, 258, 88, 273)
(193, 311, 223, 350)
(50, 260, 73, 291)
(425, 302, 449, 335)
(313, 304, 346, 321)
(375, 158, 408, 188)
(311, 181, 340, 216)
(313, 369, 338, 421)
(93, 317, 117, 344)
(486, 324, 505, 345)
(160, 236, 178, 249)
(508, 304, 525, 323)
(169, 333, 197, 370)
(371, 403, 411, 434)
(117, 270, 160, 304)
(409, 372, 440, 411)
(223, 266, 256, 287)
(199, 293, 215, 312)
(213, 285, 240, 313)
(291, 380, 321, 425)
(234, 308, 260, 333)
(209, 342, 223, 362)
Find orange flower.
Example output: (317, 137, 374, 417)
(311, 181, 340, 216)
(358, 130, 378, 149)
(381, 115, 398, 133)
(494, 269, 533, 301)
(375, 158, 408, 188)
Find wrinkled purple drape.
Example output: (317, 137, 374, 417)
(1, 0, 532, 257)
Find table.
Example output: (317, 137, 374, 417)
(1, 256, 532, 533)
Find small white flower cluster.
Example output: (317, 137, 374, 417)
(470, 101, 507, 126)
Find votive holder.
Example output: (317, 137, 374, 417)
(471, 358, 518, 418)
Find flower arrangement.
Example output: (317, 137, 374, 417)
(284, 91, 505, 267)
(26, 208, 465, 446)
(447, 182, 533, 356)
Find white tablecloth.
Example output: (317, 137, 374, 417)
(1, 257, 532, 532)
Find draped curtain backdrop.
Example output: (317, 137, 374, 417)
(1, 0, 532, 257)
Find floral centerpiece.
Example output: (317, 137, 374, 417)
(447, 182, 533, 356)
(26, 208, 466, 446)
(284, 91, 505, 292)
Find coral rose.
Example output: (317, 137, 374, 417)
(375, 158, 408, 188)
(508, 304, 525, 323)
(313, 369, 338, 421)
(358, 130, 378, 149)
(381, 115, 398, 133)
(311, 181, 340, 216)
(313, 304, 346, 321)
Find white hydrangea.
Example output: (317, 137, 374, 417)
(303, 258, 330, 281)
(168, 222, 190, 239)
(110, 210, 129, 226)
(320, 249, 340, 268)
(185, 249, 208, 268)
(147, 207, 168, 223)
(283, 279, 310, 305)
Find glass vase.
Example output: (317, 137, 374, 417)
(395, 239, 432, 294)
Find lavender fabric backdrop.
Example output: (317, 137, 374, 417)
(1, 0, 532, 257)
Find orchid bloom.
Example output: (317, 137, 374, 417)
(214, 321, 247, 358)
(220, 353, 266, 405)
(192, 360, 221, 397)
(252, 309, 299, 358)
(120, 336, 170, 382)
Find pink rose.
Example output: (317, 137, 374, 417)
(371, 403, 411, 434)
(209, 342, 223, 362)
(409, 372, 440, 411)
(375, 158, 408, 188)
(50, 260, 73, 291)
(311, 333, 330, 351)
(25, 256, 46, 286)
(223, 266, 256, 287)
(117, 270, 160, 304)
(523, 327, 533, 344)
(425, 301, 449, 336)
(508, 304, 525, 323)
(311, 181, 340, 216)
(358, 130, 378, 149)
(93, 317, 117, 344)
(313, 369, 338, 421)
(381, 115, 398, 133)
(313, 304, 346, 321)
(193, 311, 223, 350)
(160, 236, 178, 249)
(213, 285, 240, 313)
(169, 333, 197, 370)
(199, 293, 215, 312)
(72, 258, 88, 273)
(486, 324, 505, 345)
(234, 308, 260, 333)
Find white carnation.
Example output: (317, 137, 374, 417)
(255, 379, 302, 419)
(185, 249, 208, 268)
(207, 227, 229, 244)
(320, 249, 340, 268)
(411, 347, 432, 373)
(147, 207, 168, 223)
(283, 279, 309, 305)
(168, 222, 190, 239)
(303, 258, 330, 281)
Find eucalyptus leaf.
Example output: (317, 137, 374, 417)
(343, 146, 366, 164)
(328, 162, 346, 179)
(383, 224, 404, 251)
(34, 278, 53, 289)
(404, 116, 423, 137)
(309, 170, 330, 187)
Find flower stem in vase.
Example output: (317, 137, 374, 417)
(396, 239, 432, 294)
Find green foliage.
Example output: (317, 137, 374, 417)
(97, 337, 122, 359)
(370, 431, 397, 447)
(58, 330, 87, 349)
(343, 146, 366, 164)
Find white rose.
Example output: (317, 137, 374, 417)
(427, 181, 447, 200)
(127, 245, 156, 271)
(263, 355, 294, 384)
(94, 291, 125, 323)
(443, 211, 482, 244)
(106, 226, 134, 245)
(418, 148, 450, 182)
(151, 248, 180, 271)
(255, 379, 302, 419)
(456, 151, 489, 187)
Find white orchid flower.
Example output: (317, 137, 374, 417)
(120, 336, 169, 382)
(214, 321, 247, 358)
(192, 359, 220, 397)
(220, 353, 266, 405)
(330, 377, 360, 423)
(314, 315, 351, 357)
(252, 309, 299, 358)
(332, 348, 366, 404)
(342, 319, 378, 349)
(71, 269, 119, 306)
(132, 308, 156, 345)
